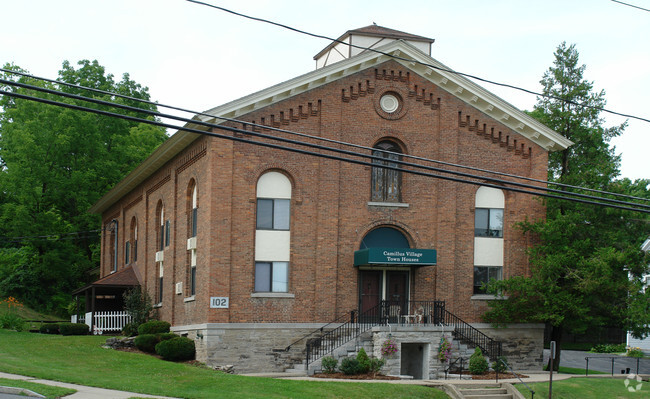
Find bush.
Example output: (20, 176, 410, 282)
(492, 356, 508, 373)
(339, 358, 361, 375)
(369, 357, 385, 375)
(137, 320, 170, 335)
(121, 322, 140, 337)
(155, 337, 195, 361)
(158, 332, 178, 342)
(135, 334, 160, 353)
(58, 322, 89, 335)
(626, 347, 645, 358)
(321, 356, 338, 374)
(39, 323, 60, 334)
(469, 347, 488, 375)
(123, 287, 153, 327)
(590, 343, 626, 353)
(356, 348, 370, 373)
(0, 312, 25, 331)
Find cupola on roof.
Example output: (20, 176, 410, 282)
(314, 25, 435, 69)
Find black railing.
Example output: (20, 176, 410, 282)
(285, 311, 354, 352)
(497, 358, 535, 399)
(444, 356, 466, 380)
(585, 355, 647, 376)
(441, 308, 502, 360)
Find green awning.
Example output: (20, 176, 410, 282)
(354, 247, 437, 267)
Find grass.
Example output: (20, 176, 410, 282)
(516, 377, 648, 398)
(557, 366, 606, 375)
(0, 377, 76, 398)
(0, 330, 448, 399)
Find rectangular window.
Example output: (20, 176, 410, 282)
(159, 276, 164, 303)
(190, 266, 196, 296)
(165, 220, 171, 247)
(159, 224, 164, 251)
(191, 207, 198, 238)
(474, 208, 503, 237)
(473, 266, 502, 294)
(256, 199, 290, 230)
(125, 241, 130, 265)
(255, 261, 289, 292)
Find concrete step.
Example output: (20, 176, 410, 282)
(455, 384, 512, 399)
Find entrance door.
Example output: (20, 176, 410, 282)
(359, 271, 381, 315)
(386, 271, 408, 312)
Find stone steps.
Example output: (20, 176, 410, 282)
(452, 383, 515, 399)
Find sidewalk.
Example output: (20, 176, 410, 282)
(0, 372, 180, 399)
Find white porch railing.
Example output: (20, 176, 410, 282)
(71, 311, 131, 335)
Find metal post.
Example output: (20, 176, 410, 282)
(611, 358, 614, 376)
(637, 357, 640, 375)
(549, 341, 555, 399)
(585, 358, 589, 376)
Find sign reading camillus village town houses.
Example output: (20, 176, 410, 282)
(354, 248, 437, 266)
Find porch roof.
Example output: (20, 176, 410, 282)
(72, 266, 139, 295)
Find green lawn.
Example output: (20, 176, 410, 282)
(0, 377, 76, 398)
(516, 377, 648, 398)
(0, 330, 448, 398)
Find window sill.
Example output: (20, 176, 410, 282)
(471, 294, 507, 300)
(250, 292, 295, 299)
(153, 302, 162, 308)
(184, 296, 195, 303)
(367, 202, 409, 208)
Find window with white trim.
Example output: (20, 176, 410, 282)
(473, 187, 505, 295)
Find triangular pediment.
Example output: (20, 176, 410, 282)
(90, 40, 570, 214)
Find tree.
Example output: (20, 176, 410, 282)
(0, 60, 167, 315)
(482, 43, 650, 370)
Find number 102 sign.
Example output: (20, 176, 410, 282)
(210, 297, 229, 308)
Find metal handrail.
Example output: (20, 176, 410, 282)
(498, 358, 535, 399)
(444, 356, 465, 380)
(441, 308, 502, 360)
(584, 355, 646, 376)
(285, 311, 353, 351)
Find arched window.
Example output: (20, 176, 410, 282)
(473, 187, 505, 294)
(155, 201, 165, 304)
(130, 217, 138, 263)
(255, 171, 291, 292)
(371, 140, 401, 203)
(108, 219, 118, 273)
(187, 180, 198, 297)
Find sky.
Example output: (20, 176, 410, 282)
(1, 0, 648, 181)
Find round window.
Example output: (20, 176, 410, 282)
(380, 94, 400, 113)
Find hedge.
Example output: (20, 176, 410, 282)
(137, 320, 170, 335)
(155, 337, 195, 361)
(58, 322, 89, 336)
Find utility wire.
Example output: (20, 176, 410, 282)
(3, 77, 649, 211)
(184, 0, 650, 124)
(1, 85, 648, 214)
(3, 67, 647, 204)
(611, 0, 650, 13)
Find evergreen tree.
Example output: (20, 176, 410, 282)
(483, 43, 650, 370)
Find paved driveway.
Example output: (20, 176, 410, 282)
(544, 349, 650, 375)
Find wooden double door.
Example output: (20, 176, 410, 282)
(359, 270, 409, 314)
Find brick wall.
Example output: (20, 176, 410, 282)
(100, 59, 548, 326)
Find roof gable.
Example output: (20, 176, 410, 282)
(90, 39, 571, 214)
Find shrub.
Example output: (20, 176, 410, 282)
(121, 322, 139, 337)
(492, 356, 508, 373)
(590, 343, 626, 353)
(137, 320, 170, 335)
(155, 337, 195, 361)
(123, 287, 153, 327)
(158, 332, 178, 342)
(0, 312, 25, 331)
(135, 334, 160, 353)
(469, 347, 488, 375)
(321, 356, 338, 374)
(368, 357, 385, 375)
(339, 357, 361, 375)
(626, 347, 644, 358)
(58, 322, 89, 335)
(356, 348, 370, 373)
(39, 323, 60, 334)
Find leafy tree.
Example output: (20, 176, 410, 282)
(0, 60, 167, 315)
(483, 43, 650, 370)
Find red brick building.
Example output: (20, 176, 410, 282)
(85, 26, 571, 376)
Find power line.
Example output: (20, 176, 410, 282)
(0, 229, 102, 244)
(611, 0, 650, 13)
(3, 67, 647, 204)
(184, 0, 650, 124)
(1, 83, 648, 214)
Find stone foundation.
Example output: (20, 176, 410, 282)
(172, 322, 544, 375)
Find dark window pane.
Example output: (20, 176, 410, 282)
(256, 199, 273, 229)
(191, 266, 196, 296)
(165, 220, 170, 247)
(475, 208, 489, 237)
(133, 240, 138, 262)
(159, 224, 164, 251)
(125, 241, 130, 265)
(191, 207, 198, 237)
(255, 262, 271, 292)
(273, 200, 290, 230)
(159, 277, 163, 303)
